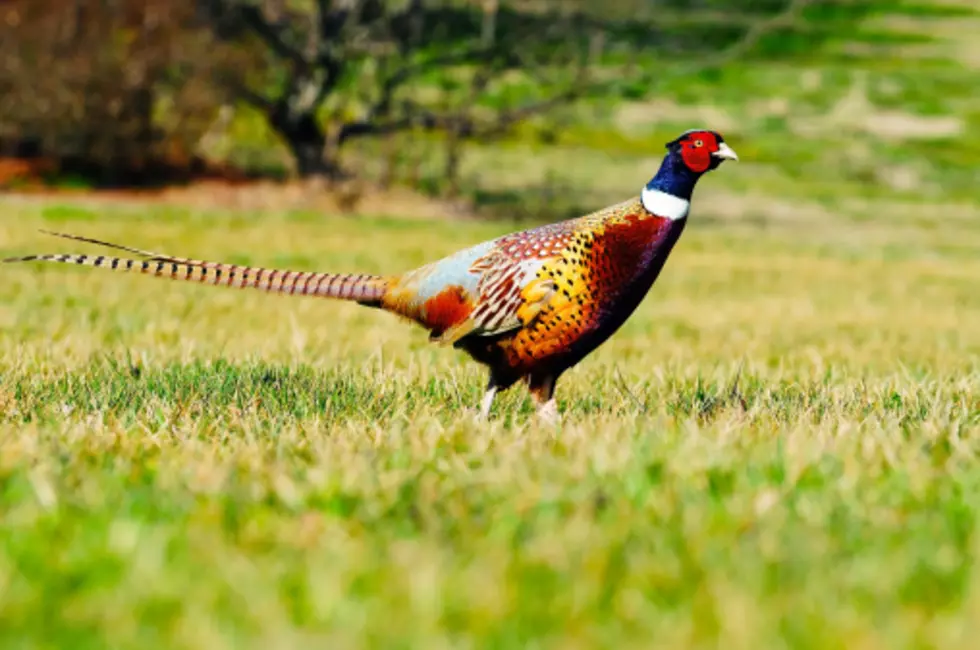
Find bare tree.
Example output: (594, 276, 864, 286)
(198, 0, 818, 181)
(199, 0, 605, 178)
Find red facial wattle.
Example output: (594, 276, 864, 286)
(680, 144, 710, 172)
(679, 132, 719, 173)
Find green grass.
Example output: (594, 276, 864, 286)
(2, 2, 980, 646)
(0, 188, 978, 649)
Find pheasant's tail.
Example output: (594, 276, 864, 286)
(2, 230, 389, 303)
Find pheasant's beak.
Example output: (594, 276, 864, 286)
(712, 142, 739, 162)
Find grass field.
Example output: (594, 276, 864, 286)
(1, 2, 979, 647)
(0, 189, 978, 648)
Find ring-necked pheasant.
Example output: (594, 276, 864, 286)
(4, 129, 737, 422)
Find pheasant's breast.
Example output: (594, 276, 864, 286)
(499, 208, 681, 373)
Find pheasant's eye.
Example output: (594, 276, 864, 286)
(693, 139, 704, 148)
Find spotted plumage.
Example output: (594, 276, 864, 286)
(3, 129, 737, 422)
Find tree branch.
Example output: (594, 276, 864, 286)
(202, 0, 309, 69)
(476, 88, 581, 138)
(215, 73, 275, 112)
(338, 81, 584, 144)
(240, 3, 310, 68)
(366, 47, 492, 122)
(339, 31, 594, 145)
(674, 0, 814, 75)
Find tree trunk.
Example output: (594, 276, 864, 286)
(269, 107, 341, 179)
(290, 136, 331, 178)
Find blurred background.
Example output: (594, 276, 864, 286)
(1, 0, 976, 224)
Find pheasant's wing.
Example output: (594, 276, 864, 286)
(465, 221, 582, 337)
(385, 220, 581, 344)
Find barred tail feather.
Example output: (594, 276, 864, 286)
(2, 230, 388, 303)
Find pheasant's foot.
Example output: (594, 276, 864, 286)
(478, 385, 498, 420)
(460, 407, 486, 423)
(527, 372, 560, 426)
(535, 398, 560, 426)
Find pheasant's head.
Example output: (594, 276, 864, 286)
(665, 129, 738, 174)
(642, 129, 737, 216)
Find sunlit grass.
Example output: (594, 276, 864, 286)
(2, 0, 979, 646)
(0, 193, 978, 648)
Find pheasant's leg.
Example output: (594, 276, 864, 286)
(527, 373, 560, 425)
(478, 378, 499, 420)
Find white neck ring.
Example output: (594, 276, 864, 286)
(641, 187, 690, 221)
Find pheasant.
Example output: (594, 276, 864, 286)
(4, 129, 737, 422)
